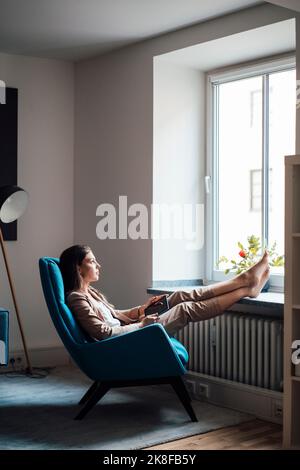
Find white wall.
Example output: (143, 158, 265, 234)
(75, 3, 297, 310)
(153, 60, 205, 280)
(0, 52, 74, 353)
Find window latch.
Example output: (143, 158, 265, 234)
(205, 176, 211, 194)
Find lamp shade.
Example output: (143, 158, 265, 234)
(0, 185, 28, 223)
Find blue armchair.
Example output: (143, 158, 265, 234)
(39, 257, 197, 422)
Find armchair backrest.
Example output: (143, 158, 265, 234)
(39, 257, 93, 350)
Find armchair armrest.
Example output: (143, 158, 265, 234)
(75, 323, 186, 381)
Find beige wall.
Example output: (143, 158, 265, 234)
(0, 52, 74, 351)
(75, 3, 297, 310)
(75, 44, 153, 310)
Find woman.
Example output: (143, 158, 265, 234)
(60, 245, 270, 341)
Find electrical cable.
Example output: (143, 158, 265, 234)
(0, 362, 53, 378)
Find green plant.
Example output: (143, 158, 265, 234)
(217, 235, 284, 275)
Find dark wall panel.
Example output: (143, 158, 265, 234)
(0, 87, 18, 240)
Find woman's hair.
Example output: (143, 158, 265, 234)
(60, 244, 91, 294)
(59, 244, 115, 308)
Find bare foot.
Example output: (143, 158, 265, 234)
(239, 250, 269, 290)
(248, 265, 270, 298)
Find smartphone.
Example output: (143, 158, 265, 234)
(144, 296, 169, 316)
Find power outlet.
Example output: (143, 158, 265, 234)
(184, 379, 196, 397)
(197, 382, 209, 398)
(16, 356, 23, 366)
(273, 401, 283, 418)
(9, 355, 24, 369)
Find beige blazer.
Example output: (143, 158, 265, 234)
(66, 286, 142, 341)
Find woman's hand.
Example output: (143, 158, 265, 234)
(139, 313, 159, 328)
(138, 294, 167, 319)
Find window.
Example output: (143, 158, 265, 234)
(250, 169, 272, 212)
(207, 56, 296, 288)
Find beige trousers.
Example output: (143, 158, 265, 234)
(158, 286, 224, 336)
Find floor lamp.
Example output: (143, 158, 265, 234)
(0, 185, 33, 375)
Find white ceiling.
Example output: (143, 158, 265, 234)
(157, 19, 295, 71)
(0, 0, 264, 61)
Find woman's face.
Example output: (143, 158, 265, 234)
(79, 251, 101, 283)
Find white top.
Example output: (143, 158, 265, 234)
(96, 299, 121, 327)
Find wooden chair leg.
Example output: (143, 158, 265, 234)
(78, 381, 98, 405)
(170, 376, 198, 422)
(75, 383, 110, 420)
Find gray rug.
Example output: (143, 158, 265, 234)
(0, 365, 252, 450)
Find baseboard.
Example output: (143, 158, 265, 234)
(4, 346, 71, 371)
(184, 371, 283, 424)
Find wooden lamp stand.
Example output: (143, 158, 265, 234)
(0, 226, 33, 374)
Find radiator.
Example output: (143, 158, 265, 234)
(175, 312, 283, 391)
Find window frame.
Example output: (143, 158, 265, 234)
(205, 54, 296, 291)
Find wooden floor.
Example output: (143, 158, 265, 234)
(145, 419, 282, 450)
